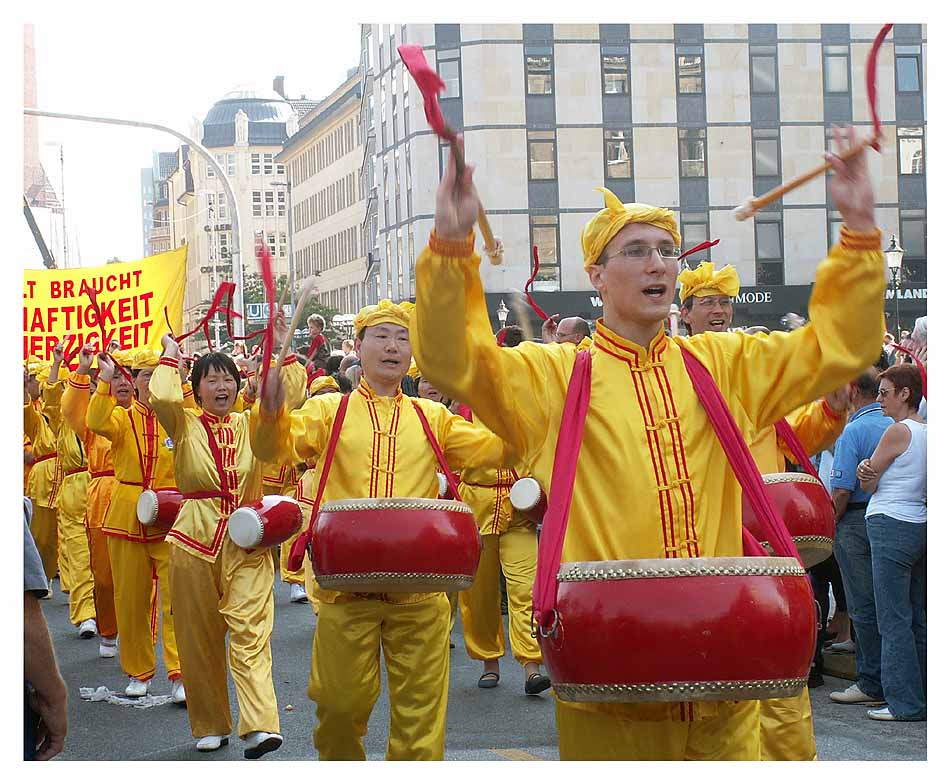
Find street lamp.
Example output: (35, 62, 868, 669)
(271, 179, 294, 308)
(884, 234, 904, 336)
(497, 299, 509, 329)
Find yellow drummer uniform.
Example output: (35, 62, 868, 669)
(149, 355, 304, 742)
(24, 360, 62, 581)
(86, 350, 182, 686)
(47, 371, 96, 628)
(251, 300, 513, 761)
(411, 192, 885, 760)
(679, 260, 847, 762)
(457, 441, 541, 668)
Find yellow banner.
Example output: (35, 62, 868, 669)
(23, 246, 188, 362)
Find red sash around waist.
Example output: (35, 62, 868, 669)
(32, 452, 56, 464)
(181, 490, 227, 500)
(90, 470, 115, 479)
(64, 467, 86, 477)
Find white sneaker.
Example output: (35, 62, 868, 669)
(98, 636, 118, 658)
(289, 584, 307, 603)
(196, 735, 229, 752)
(171, 680, 186, 704)
(829, 683, 885, 705)
(829, 639, 857, 653)
(124, 678, 150, 698)
(867, 706, 897, 721)
(78, 618, 98, 639)
(243, 731, 282, 759)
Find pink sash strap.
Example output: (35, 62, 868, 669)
(774, 418, 822, 480)
(410, 401, 462, 502)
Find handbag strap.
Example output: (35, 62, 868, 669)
(680, 346, 801, 564)
(532, 350, 592, 636)
(774, 418, 822, 481)
(288, 393, 351, 570)
(410, 400, 462, 502)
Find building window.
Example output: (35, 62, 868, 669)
(898, 127, 924, 175)
(528, 130, 556, 180)
(604, 129, 632, 179)
(823, 45, 850, 93)
(263, 153, 274, 176)
(276, 163, 285, 176)
(899, 210, 926, 283)
(217, 192, 229, 221)
(226, 153, 236, 176)
(896, 48, 922, 93)
(396, 227, 404, 299)
(279, 232, 287, 259)
(676, 48, 704, 94)
(251, 153, 261, 175)
(525, 45, 554, 95)
(218, 231, 231, 258)
(437, 52, 461, 99)
(264, 191, 275, 217)
(678, 128, 706, 177)
(601, 47, 629, 95)
(680, 212, 709, 256)
(277, 190, 286, 217)
(750, 45, 777, 94)
(266, 232, 277, 258)
(753, 128, 780, 177)
(755, 215, 784, 285)
(529, 214, 560, 291)
(252, 190, 262, 218)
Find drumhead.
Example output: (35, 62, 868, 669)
(509, 478, 542, 511)
(437, 473, 449, 497)
(136, 490, 158, 525)
(228, 507, 263, 548)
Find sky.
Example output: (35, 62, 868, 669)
(23, 12, 362, 268)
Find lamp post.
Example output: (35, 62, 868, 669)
(270, 179, 294, 309)
(497, 299, 509, 330)
(884, 234, 905, 337)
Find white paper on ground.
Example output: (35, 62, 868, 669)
(79, 686, 174, 709)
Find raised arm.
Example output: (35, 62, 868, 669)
(86, 354, 125, 445)
(61, 345, 97, 437)
(148, 334, 188, 441)
(411, 138, 566, 460)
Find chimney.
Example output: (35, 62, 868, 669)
(273, 75, 285, 97)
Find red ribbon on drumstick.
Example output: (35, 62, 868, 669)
(399, 44, 504, 265)
(678, 238, 720, 264)
(523, 246, 550, 321)
(734, 23, 892, 220)
(83, 286, 133, 383)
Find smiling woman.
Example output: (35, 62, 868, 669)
(190, 353, 241, 415)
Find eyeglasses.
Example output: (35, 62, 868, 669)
(877, 387, 895, 397)
(606, 243, 682, 261)
(694, 296, 733, 308)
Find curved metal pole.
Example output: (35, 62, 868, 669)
(23, 107, 245, 326)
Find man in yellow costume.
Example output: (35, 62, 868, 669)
(63, 345, 132, 657)
(24, 359, 61, 589)
(149, 335, 304, 757)
(677, 261, 848, 761)
(88, 349, 184, 701)
(45, 342, 97, 639)
(251, 300, 514, 761)
(411, 127, 885, 760)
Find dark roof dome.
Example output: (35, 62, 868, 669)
(202, 84, 295, 148)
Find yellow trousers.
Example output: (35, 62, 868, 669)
(280, 541, 305, 585)
(309, 594, 451, 760)
(447, 591, 458, 634)
(106, 535, 180, 682)
(759, 690, 817, 760)
(555, 698, 761, 760)
(168, 538, 280, 739)
(86, 524, 117, 638)
(458, 527, 540, 665)
(29, 504, 59, 582)
(57, 474, 96, 626)
(302, 552, 321, 615)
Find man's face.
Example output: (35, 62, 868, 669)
(554, 319, 584, 345)
(111, 372, 133, 408)
(681, 295, 734, 334)
(587, 223, 679, 329)
(355, 323, 411, 387)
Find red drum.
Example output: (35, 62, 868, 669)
(509, 477, 547, 525)
(136, 489, 182, 527)
(228, 495, 303, 549)
(312, 497, 481, 593)
(541, 556, 816, 703)
(742, 472, 835, 568)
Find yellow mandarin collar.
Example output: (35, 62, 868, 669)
(132, 399, 153, 418)
(200, 410, 229, 425)
(357, 377, 403, 403)
(592, 319, 669, 365)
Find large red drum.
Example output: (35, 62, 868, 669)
(228, 495, 303, 549)
(311, 497, 481, 593)
(541, 556, 816, 703)
(742, 472, 835, 568)
(508, 477, 547, 525)
(136, 489, 182, 528)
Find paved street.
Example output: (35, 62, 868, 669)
(43, 577, 926, 762)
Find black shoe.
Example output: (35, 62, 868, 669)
(524, 672, 551, 695)
(808, 671, 825, 689)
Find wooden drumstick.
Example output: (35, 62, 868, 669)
(448, 132, 505, 265)
(274, 275, 317, 367)
(734, 135, 878, 221)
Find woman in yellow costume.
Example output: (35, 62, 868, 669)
(251, 300, 515, 761)
(411, 127, 885, 760)
(148, 335, 304, 758)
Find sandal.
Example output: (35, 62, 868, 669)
(477, 671, 500, 689)
(524, 672, 551, 695)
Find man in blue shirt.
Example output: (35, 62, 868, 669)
(829, 367, 893, 706)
